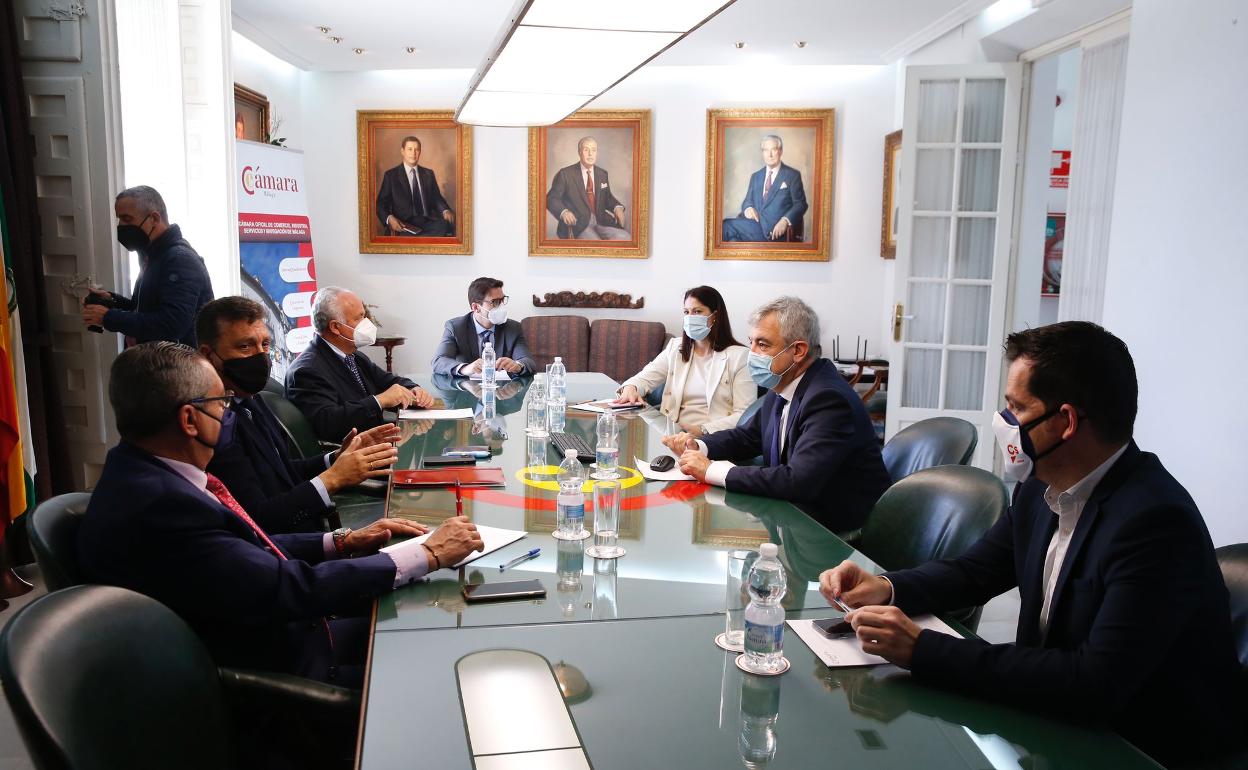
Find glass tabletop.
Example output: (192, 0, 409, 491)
(377, 373, 871, 631)
(357, 613, 1159, 770)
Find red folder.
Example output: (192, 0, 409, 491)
(392, 467, 506, 488)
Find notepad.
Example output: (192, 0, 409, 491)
(391, 467, 506, 488)
(788, 615, 963, 667)
(399, 407, 475, 420)
(381, 524, 526, 570)
(469, 370, 511, 382)
(568, 399, 645, 414)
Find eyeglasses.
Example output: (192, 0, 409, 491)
(482, 296, 509, 308)
(187, 392, 234, 410)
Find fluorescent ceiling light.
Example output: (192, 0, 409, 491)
(457, 0, 737, 126)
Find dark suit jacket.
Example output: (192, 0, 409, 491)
(285, 335, 416, 442)
(78, 442, 396, 677)
(375, 164, 452, 234)
(101, 224, 214, 346)
(886, 444, 1243, 766)
(205, 395, 331, 535)
(545, 163, 625, 238)
(700, 358, 890, 533)
(738, 163, 808, 237)
(430, 313, 536, 376)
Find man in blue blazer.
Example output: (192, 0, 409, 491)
(79, 342, 483, 685)
(286, 286, 436, 442)
(198, 297, 400, 534)
(722, 135, 808, 242)
(431, 277, 536, 377)
(673, 296, 890, 534)
(820, 322, 1243, 767)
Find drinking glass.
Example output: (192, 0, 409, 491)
(585, 479, 623, 558)
(723, 549, 756, 650)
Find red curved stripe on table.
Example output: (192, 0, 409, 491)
(461, 480, 709, 510)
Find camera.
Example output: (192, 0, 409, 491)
(83, 291, 117, 333)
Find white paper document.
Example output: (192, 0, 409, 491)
(399, 408, 475, 420)
(632, 456, 694, 482)
(469, 370, 511, 382)
(788, 615, 963, 667)
(569, 399, 644, 414)
(381, 524, 527, 570)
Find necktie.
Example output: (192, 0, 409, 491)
(763, 170, 774, 201)
(410, 166, 426, 216)
(767, 396, 787, 466)
(205, 473, 336, 657)
(343, 354, 369, 395)
(586, 170, 596, 213)
(480, 328, 494, 352)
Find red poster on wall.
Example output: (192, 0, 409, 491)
(1050, 150, 1071, 188)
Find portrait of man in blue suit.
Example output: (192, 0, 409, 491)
(722, 134, 808, 242)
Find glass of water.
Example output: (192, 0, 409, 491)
(722, 549, 756, 651)
(585, 479, 623, 558)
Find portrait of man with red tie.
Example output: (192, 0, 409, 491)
(545, 135, 630, 240)
(721, 134, 808, 243)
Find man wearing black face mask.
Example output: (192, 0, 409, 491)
(818, 322, 1243, 767)
(198, 297, 401, 534)
(81, 185, 214, 347)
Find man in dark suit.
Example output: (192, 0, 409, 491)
(198, 297, 400, 534)
(722, 135, 808, 242)
(81, 185, 214, 346)
(431, 276, 536, 377)
(820, 322, 1243, 768)
(545, 136, 629, 240)
(671, 296, 890, 534)
(78, 342, 483, 685)
(375, 135, 454, 237)
(286, 286, 435, 442)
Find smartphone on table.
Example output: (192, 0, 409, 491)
(462, 579, 547, 603)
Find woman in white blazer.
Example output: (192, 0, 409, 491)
(613, 286, 756, 436)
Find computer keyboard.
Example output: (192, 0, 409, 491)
(549, 432, 596, 465)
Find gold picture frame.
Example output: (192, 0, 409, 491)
(881, 129, 902, 259)
(691, 503, 771, 548)
(356, 110, 472, 255)
(233, 83, 269, 143)
(705, 108, 835, 261)
(528, 109, 651, 258)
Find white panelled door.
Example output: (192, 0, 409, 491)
(886, 64, 1023, 468)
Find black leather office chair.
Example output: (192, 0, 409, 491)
(27, 492, 91, 592)
(258, 390, 328, 460)
(0, 585, 360, 770)
(1216, 543, 1248, 674)
(881, 416, 978, 482)
(857, 465, 1007, 631)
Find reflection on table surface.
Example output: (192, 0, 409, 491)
(377, 373, 867, 632)
(359, 613, 1159, 770)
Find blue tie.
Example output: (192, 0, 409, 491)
(768, 396, 787, 466)
(480, 328, 493, 352)
(343, 354, 368, 395)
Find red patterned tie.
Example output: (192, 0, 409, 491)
(204, 473, 336, 657)
(763, 170, 773, 201)
(586, 170, 596, 213)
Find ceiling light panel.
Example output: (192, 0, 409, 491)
(477, 26, 678, 95)
(521, 0, 730, 33)
(458, 91, 591, 127)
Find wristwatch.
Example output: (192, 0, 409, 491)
(331, 527, 352, 555)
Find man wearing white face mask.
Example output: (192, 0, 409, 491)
(431, 277, 536, 377)
(668, 296, 890, 534)
(817, 322, 1242, 768)
(286, 286, 434, 441)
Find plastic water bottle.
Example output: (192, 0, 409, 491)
(481, 341, 496, 387)
(526, 375, 548, 436)
(738, 673, 780, 768)
(743, 543, 786, 673)
(555, 448, 586, 537)
(594, 411, 619, 478)
(548, 356, 567, 421)
(481, 383, 496, 420)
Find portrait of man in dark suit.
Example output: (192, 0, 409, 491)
(375, 135, 455, 237)
(545, 136, 629, 240)
(722, 134, 808, 242)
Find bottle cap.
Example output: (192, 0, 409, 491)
(565, 448, 578, 458)
(759, 543, 778, 558)
(554, 356, 562, 362)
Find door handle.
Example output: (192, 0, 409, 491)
(893, 303, 914, 342)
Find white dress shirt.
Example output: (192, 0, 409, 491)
(698, 369, 808, 487)
(1037, 443, 1129, 634)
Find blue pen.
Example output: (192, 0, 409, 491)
(499, 548, 540, 571)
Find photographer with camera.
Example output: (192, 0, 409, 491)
(82, 185, 214, 347)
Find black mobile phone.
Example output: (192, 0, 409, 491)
(462, 579, 547, 603)
(813, 617, 854, 637)
(423, 456, 476, 468)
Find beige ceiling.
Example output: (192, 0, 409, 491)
(231, 0, 1000, 72)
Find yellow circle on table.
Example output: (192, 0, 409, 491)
(517, 464, 643, 492)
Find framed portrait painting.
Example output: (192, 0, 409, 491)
(233, 84, 269, 143)
(705, 108, 835, 261)
(881, 129, 902, 259)
(357, 110, 472, 255)
(528, 109, 651, 258)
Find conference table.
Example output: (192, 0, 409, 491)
(349, 373, 1159, 769)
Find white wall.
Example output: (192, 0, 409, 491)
(1103, 0, 1248, 546)
(295, 63, 899, 374)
